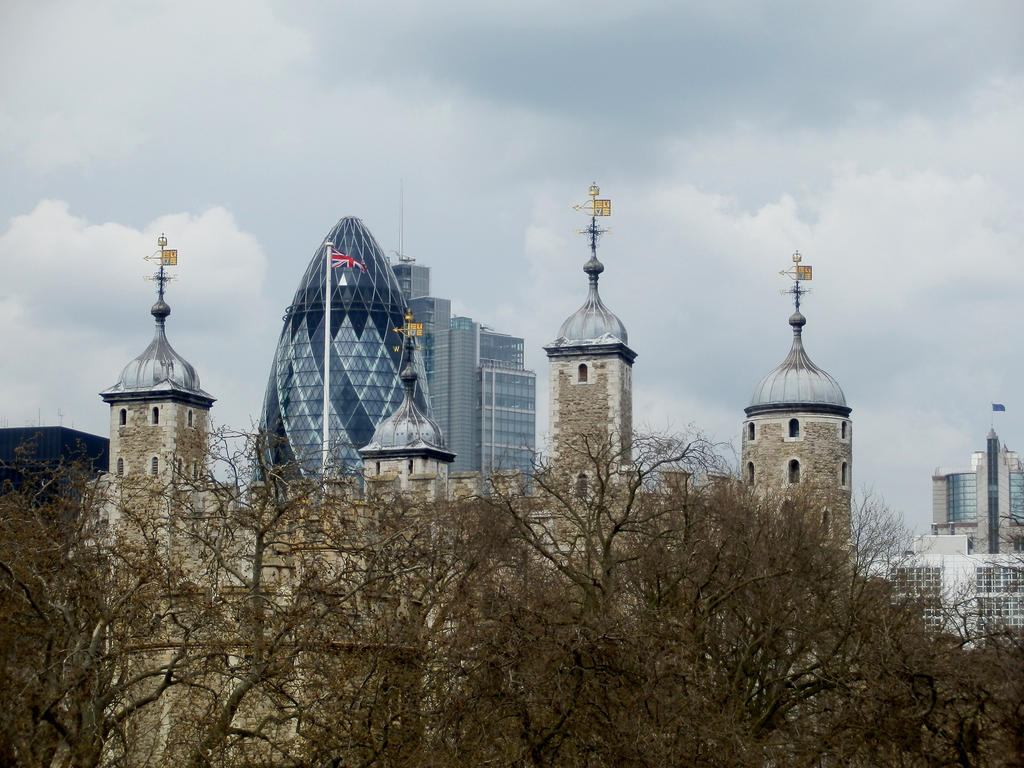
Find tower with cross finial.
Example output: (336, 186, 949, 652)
(742, 252, 852, 530)
(100, 235, 215, 484)
(544, 183, 636, 473)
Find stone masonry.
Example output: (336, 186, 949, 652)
(742, 412, 852, 526)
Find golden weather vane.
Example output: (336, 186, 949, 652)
(392, 309, 424, 352)
(143, 233, 178, 299)
(572, 182, 612, 258)
(778, 250, 812, 311)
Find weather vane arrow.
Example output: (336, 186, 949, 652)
(143, 233, 178, 300)
(779, 250, 812, 311)
(573, 181, 612, 259)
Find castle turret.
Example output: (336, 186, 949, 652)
(544, 184, 636, 472)
(742, 253, 851, 527)
(100, 236, 214, 483)
(361, 335, 454, 499)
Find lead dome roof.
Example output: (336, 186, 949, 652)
(361, 342, 454, 462)
(746, 311, 848, 416)
(549, 255, 629, 347)
(101, 298, 214, 405)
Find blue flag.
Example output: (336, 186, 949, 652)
(993, 403, 1006, 412)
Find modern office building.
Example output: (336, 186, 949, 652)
(931, 429, 1024, 553)
(400, 280, 535, 478)
(894, 535, 1024, 632)
(391, 254, 431, 301)
(0, 426, 109, 489)
(261, 217, 427, 474)
(429, 311, 536, 477)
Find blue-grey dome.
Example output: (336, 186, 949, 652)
(101, 299, 213, 402)
(552, 255, 628, 345)
(361, 341, 454, 463)
(747, 311, 847, 414)
(363, 358, 447, 453)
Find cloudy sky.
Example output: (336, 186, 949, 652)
(2, 0, 1023, 531)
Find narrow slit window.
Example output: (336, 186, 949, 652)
(841, 462, 848, 486)
(116, 458, 124, 476)
(152, 407, 159, 425)
(788, 459, 800, 484)
(747, 422, 755, 441)
(119, 409, 127, 426)
(746, 462, 754, 484)
(188, 410, 194, 427)
(841, 421, 848, 439)
(151, 456, 158, 475)
(575, 473, 588, 498)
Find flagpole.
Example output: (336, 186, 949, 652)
(322, 240, 332, 476)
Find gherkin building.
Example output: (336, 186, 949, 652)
(260, 217, 426, 473)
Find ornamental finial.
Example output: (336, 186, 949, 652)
(572, 182, 612, 275)
(778, 250, 812, 312)
(144, 233, 179, 302)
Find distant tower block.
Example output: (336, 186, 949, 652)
(544, 183, 636, 472)
(742, 252, 852, 528)
(100, 235, 215, 483)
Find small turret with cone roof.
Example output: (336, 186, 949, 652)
(100, 235, 213, 481)
(362, 315, 454, 495)
(741, 252, 852, 531)
(544, 183, 636, 468)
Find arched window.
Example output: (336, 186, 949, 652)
(116, 458, 124, 476)
(788, 459, 800, 484)
(841, 421, 848, 439)
(408, 459, 414, 474)
(151, 456, 158, 475)
(746, 462, 754, 484)
(747, 422, 755, 441)
(841, 462, 848, 486)
(577, 363, 588, 383)
(188, 410, 194, 427)
(152, 407, 159, 425)
(119, 409, 127, 426)
(788, 418, 800, 438)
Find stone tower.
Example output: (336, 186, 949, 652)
(361, 337, 455, 500)
(100, 237, 214, 483)
(742, 279, 852, 527)
(544, 184, 636, 472)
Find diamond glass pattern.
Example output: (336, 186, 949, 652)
(260, 217, 427, 474)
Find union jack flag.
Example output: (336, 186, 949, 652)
(330, 249, 366, 272)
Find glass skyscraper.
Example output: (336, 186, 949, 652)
(405, 287, 536, 478)
(261, 217, 426, 473)
(932, 428, 1024, 552)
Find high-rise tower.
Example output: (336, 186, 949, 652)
(544, 184, 636, 471)
(931, 427, 1024, 553)
(100, 236, 214, 483)
(261, 217, 426, 474)
(742, 253, 852, 526)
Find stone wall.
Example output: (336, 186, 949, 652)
(548, 352, 632, 468)
(108, 399, 209, 480)
(742, 411, 852, 527)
